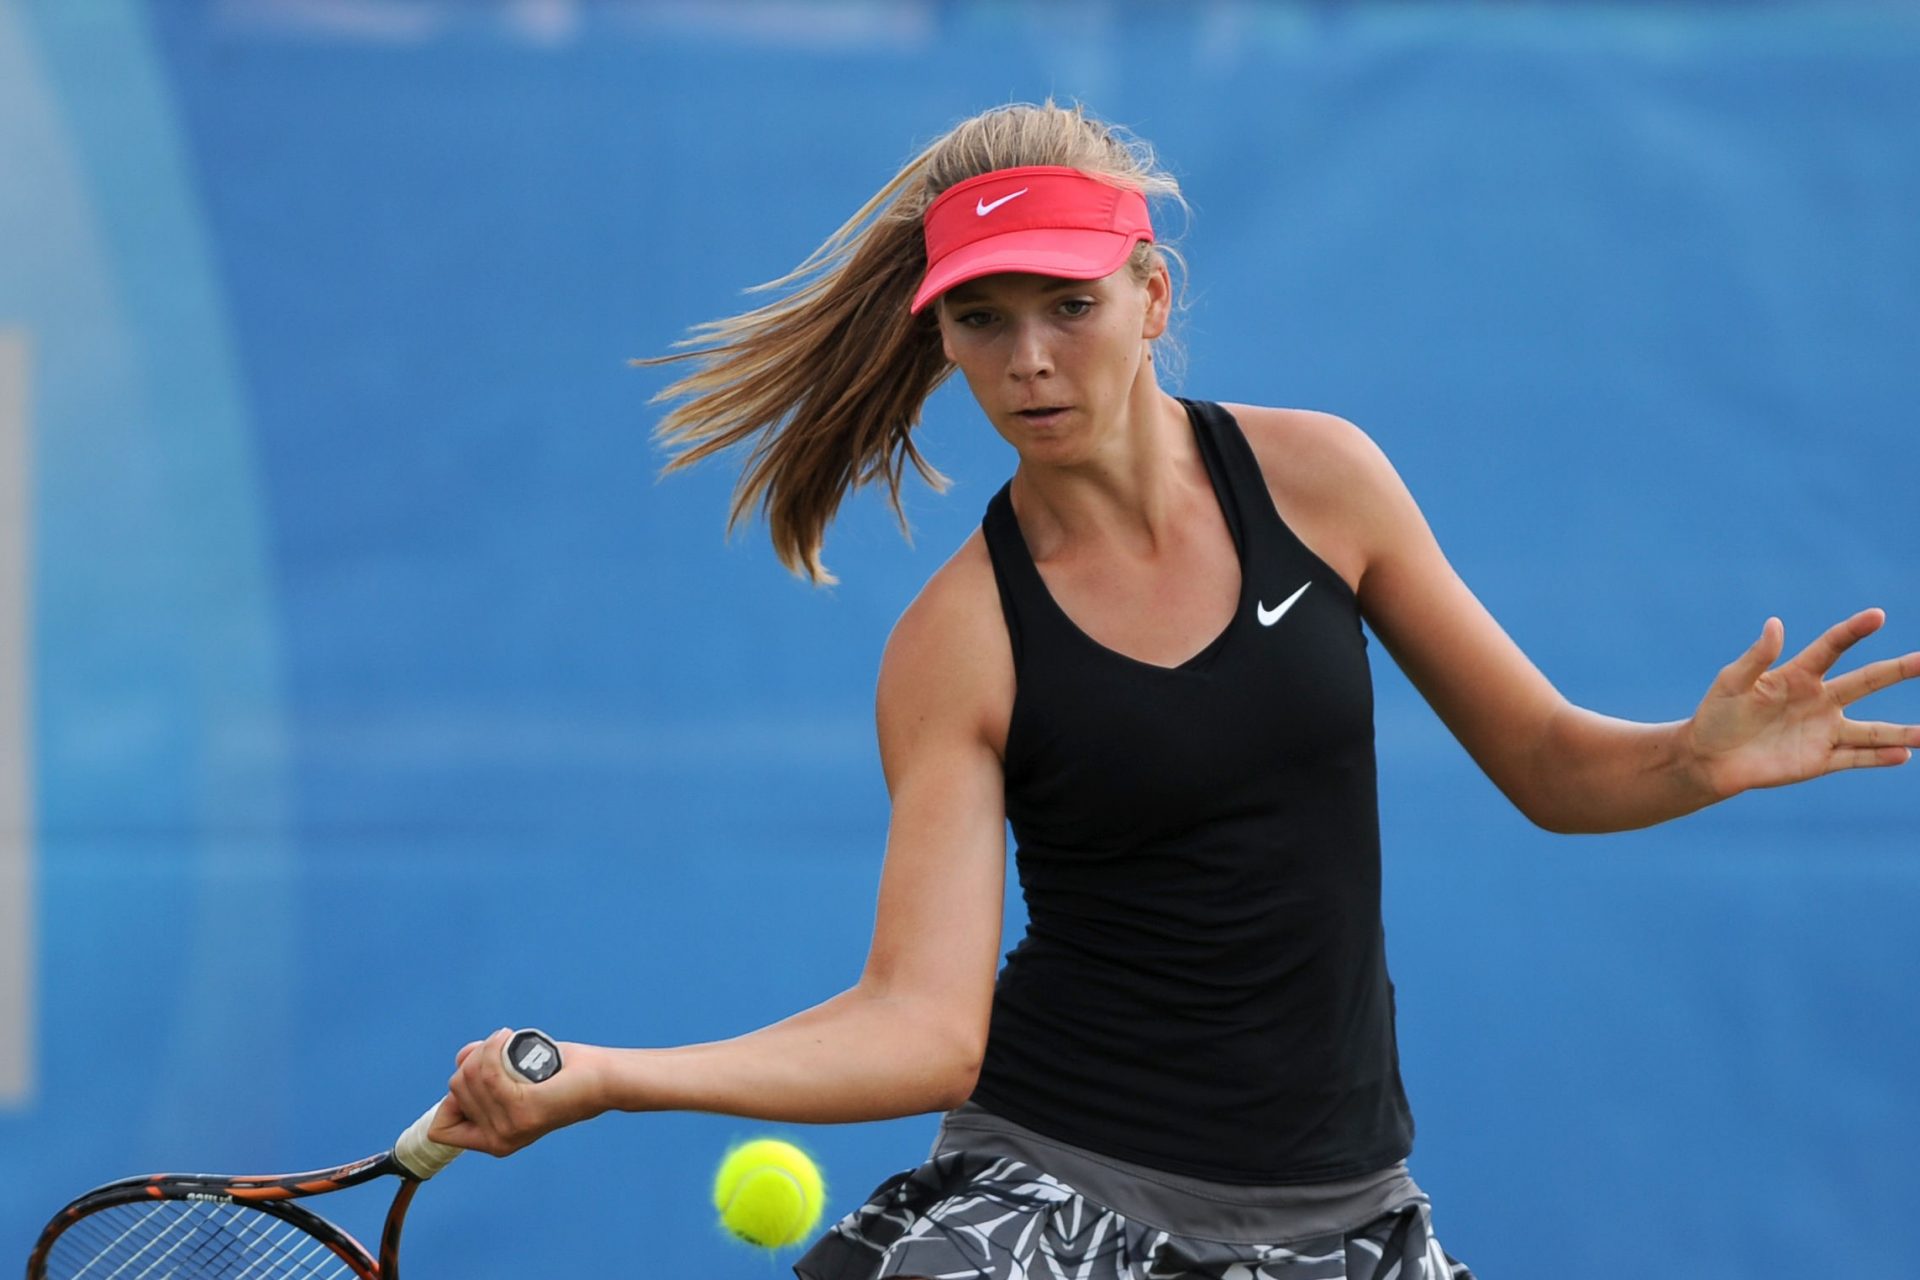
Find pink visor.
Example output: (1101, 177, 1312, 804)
(910, 165, 1154, 315)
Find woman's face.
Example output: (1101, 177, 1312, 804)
(936, 262, 1171, 462)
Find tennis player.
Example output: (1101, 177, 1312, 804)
(430, 102, 1920, 1279)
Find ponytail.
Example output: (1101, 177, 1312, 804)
(638, 101, 1183, 584)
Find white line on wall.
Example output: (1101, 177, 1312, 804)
(0, 328, 33, 1105)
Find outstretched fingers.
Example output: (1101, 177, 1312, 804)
(1834, 718, 1920, 749)
(1830, 744, 1915, 772)
(1786, 607, 1886, 680)
(1720, 616, 1785, 691)
(1827, 649, 1920, 707)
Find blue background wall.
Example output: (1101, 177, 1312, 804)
(3, 2, 1917, 1276)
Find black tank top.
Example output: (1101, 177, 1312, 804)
(969, 398, 1414, 1184)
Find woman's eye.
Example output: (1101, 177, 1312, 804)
(1059, 298, 1094, 317)
(958, 310, 994, 328)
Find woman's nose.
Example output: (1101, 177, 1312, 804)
(1007, 320, 1053, 380)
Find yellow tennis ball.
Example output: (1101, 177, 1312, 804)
(712, 1138, 826, 1250)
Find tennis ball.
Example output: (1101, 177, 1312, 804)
(712, 1138, 826, 1250)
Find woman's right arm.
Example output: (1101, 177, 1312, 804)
(434, 540, 1014, 1153)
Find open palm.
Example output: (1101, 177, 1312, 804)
(1687, 608, 1920, 798)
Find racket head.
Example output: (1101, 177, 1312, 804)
(27, 1030, 562, 1279)
(26, 1160, 397, 1280)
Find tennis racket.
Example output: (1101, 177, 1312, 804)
(24, 1028, 563, 1280)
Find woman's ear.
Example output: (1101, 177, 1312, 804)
(934, 307, 957, 364)
(1141, 262, 1172, 341)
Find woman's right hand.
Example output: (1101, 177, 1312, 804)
(426, 1027, 608, 1157)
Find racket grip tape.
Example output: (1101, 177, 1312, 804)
(392, 1029, 564, 1180)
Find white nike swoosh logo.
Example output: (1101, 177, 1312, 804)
(1256, 582, 1311, 627)
(975, 188, 1029, 216)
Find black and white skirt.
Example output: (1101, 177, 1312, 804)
(793, 1104, 1474, 1280)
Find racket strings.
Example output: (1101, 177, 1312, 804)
(43, 1199, 361, 1280)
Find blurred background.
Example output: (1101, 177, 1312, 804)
(3, 1, 1917, 1275)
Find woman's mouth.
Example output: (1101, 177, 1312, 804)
(1014, 406, 1071, 427)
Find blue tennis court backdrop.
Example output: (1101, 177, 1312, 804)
(3, 2, 1917, 1276)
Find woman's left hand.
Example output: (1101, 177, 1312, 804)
(1685, 608, 1920, 798)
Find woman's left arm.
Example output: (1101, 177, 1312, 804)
(1320, 415, 1920, 834)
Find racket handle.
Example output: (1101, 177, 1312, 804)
(393, 1029, 564, 1180)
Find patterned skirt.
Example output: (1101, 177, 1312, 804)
(792, 1148, 1474, 1280)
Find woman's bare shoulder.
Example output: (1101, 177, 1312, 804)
(878, 529, 1014, 755)
(895, 529, 1000, 643)
(1217, 402, 1392, 491)
(1215, 403, 1398, 593)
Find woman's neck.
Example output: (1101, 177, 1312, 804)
(1008, 383, 1202, 561)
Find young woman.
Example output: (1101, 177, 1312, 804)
(428, 103, 1919, 1280)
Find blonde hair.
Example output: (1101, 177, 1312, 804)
(637, 100, 1186, 584)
